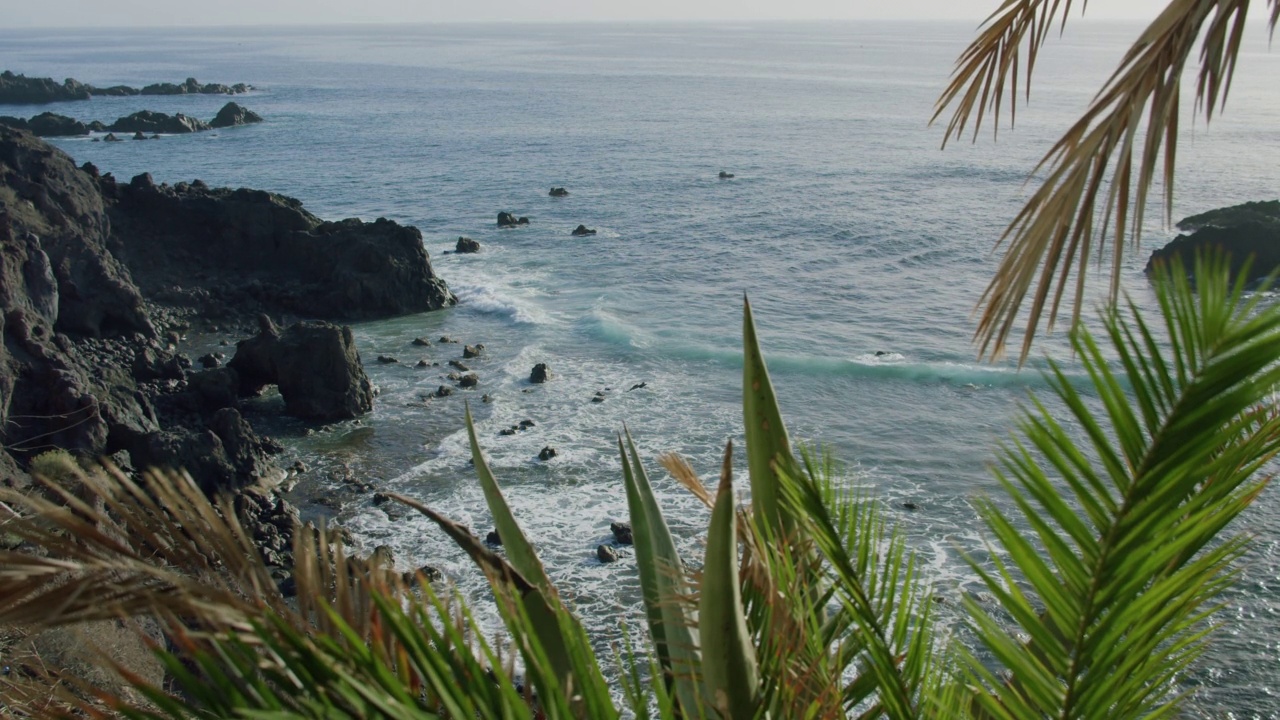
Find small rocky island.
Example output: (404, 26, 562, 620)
(1146, 200, 1280, 282)
(0, 70, 252, 104)
(0, 101, 263, 137)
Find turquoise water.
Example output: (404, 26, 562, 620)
(4, 21, 1280, 716)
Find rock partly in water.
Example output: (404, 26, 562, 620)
(463, 343, 484, 358)
(209, 102, 264, 129)
(229, 318, 374, 421)
(0, 70, 92, 103)
(0, 112, 92, 137)
(104, 180, 456, 320)
(497, 212, 530, 228)
(549, 187, 569, 197)
(718, 170, 735, 179)
(538, 446, 557, 461)
(1145, 200, 1280, 284)
(530, 363, 552, 384)
(610, 521, 633, 544)
(597, 544, 618, 563)
(109, 110, 211, 134)
(571, 224, 597, 236)
(455, 236, 480, 253)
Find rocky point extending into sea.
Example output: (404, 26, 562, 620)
(0, 126, 456, 604)
(0, 70, 252, 104)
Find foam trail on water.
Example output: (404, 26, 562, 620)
(452, 281, 545, 325)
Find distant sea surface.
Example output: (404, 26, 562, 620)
(4, 20, 1279, 716)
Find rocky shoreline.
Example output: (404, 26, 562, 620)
(0, 71, 251, 104)
(0, 126, 456, 595)
(1146, 200, 1280, 282)
(0, 101, 264, 138)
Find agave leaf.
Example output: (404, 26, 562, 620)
(699, 441, 760, 719)
(619, 428, 702, 716)
(742, 296, 797, 531)
(389, 493, 615, 718)
(464, 403, 555, 594)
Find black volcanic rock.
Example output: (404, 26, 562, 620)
(0, 128, 451, 505)
(229, 319, 374, 422)
(209, 102, 263, 129)
(29, 113, 90, 137)
(140, 77, 251, 96)
(0, 71, 250, 104)
(0, 70, 91, 103)
(1146, 200, 1280, 283)
(0, 113, 90, 137)
(104, 180, 456, 320)
(109, 110, 211, 134)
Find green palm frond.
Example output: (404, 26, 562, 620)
(935, 0, 1280, 361)
(958, 251, 1280, 718)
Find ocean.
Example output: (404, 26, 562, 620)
(3, 19, 1279, 716)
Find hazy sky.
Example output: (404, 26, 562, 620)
(3, 0, 1177, 28)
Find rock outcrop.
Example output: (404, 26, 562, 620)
(455, 236, 480, 253)
(0, 71, 92, 103)
(571, 224, 597, 236)
(209, 102, 263, 129)
(109, 110, 210, 134)
(0, 112, 92, 137)
(497, 212, 529, 228)
(1, 102, 263, 138)
(104, 176, 455, 321)
(229, 317, 374, 421)
(1145, 200, 1280, 283)
(0, 71, 252, 104)
(0, 127, 283, 495)
(0, 128, 453, 500)
(140, 77, 251, 96)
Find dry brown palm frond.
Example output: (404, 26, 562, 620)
(0, 465, 281, 629)
(935, 0, 1279, 361)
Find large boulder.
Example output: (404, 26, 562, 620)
(229, 318, 374, 421)
(26, 112, 89, 137)
(455, 236, 480, 253)
(108, 110, 211, 134)
(209, 102, 263, 129)
(1146, 200, 1280, 283)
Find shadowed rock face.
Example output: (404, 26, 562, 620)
(209, 102, 263, 129)
(108, 110, 210, 134)
(0, 128, 453, 495)
(1146, 200, 1280, 282)
(104, 177, 456, 321)
(229, 319, 374, 421)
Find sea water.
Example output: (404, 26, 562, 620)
(4, 20, 1280, 716)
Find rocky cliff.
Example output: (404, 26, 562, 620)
(0, 127, 454, 494)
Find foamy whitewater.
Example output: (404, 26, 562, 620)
(5, 20, 1280, 716)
